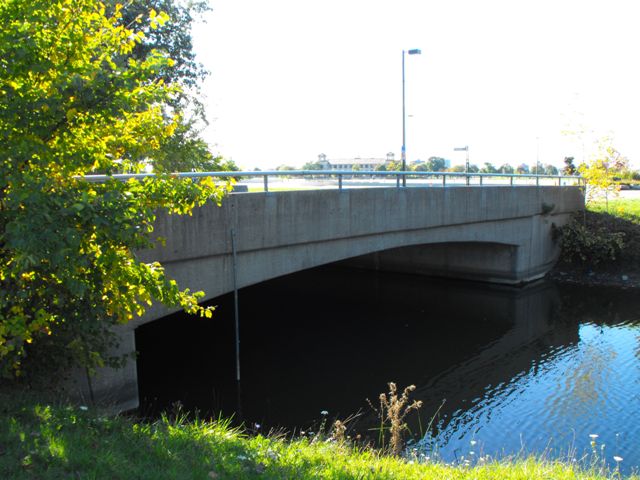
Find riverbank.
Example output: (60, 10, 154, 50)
(0, 391, 635, 479)
(550, 196, 640, 289)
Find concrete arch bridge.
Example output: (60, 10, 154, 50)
(80, 184, 585, 409)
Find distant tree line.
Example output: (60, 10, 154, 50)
(285, 154, 640, 180)
(298, 157, 566, 175)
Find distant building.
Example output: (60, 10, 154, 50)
(316, 152, 395, 171)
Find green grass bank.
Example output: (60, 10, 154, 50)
(0, 391, 636, 480)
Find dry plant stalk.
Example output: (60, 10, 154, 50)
(331, 419, 347, 443)
(379, 382, 423, 456)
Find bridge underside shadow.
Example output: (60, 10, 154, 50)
(134, 267, 578, 435)
(345, 241, 524, 285)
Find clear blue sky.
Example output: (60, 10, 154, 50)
(192, 0, 640, 170)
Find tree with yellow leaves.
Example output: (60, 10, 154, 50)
(0, 0, 229, 379)
(578, 137, 627, 209)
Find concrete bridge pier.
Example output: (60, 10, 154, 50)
(65, 326, 138, 413)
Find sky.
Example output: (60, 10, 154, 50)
(191, 0, 640, 171)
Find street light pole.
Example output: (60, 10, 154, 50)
(402, 48, 421, 187)
(454, 145, 469, 185)
(536, 136, 540, 175)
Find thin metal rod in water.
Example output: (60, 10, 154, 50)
(231, 229, 241, 382)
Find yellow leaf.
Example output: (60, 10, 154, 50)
(158, 11, 170, 25)
(66, 108, 78, 121)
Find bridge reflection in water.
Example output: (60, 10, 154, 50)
(136, 265, 581, 443)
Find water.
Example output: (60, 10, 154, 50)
(136, 265, 640, 473)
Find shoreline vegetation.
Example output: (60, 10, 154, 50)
(1, 392, 637, 480)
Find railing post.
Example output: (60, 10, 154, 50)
(442, 174, 446, 187)
(479, 175, 483, 186)
(510, 176, 514, 186)
(536, 175, 539, 186)
(338, 174, 343, 190)
(396, 175, 400, 188)
(263, 175, 268, 192)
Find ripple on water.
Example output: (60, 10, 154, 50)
(423, 319, 640, 473)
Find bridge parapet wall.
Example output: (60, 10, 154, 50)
(143, 186, 582, 263)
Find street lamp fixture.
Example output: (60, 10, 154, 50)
(402, 48, 421, 186)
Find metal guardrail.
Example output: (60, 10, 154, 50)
(79, 170, 584, 192)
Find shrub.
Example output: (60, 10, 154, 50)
(557, 216, 625, 265)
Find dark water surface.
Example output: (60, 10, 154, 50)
(136, 266, 640, 473)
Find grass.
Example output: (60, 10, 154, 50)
(586, 198, 640, 270)
(589, 197, 640, 221)
(1, 390, 637, 479)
